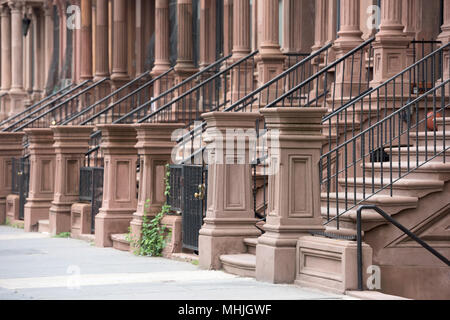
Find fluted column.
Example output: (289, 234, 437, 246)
(371, 0, 409, 87)
(94, 0, 109, 80)
(81, 0, 93, 80)
(175, 0, 197, 80)
(223, 0, 233, 56)
(232, 0, 250, 59)
(111, 0, 128, 81)
(199, 0, 216, 69)
(256, 0, 285, 93)
(43, 1, 54, 86)
(0, 5, 11, 93)
(9, 0, 24, 94)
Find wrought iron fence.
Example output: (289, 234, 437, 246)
(79, 166, 104, 233)
(11, 156, 30, 220)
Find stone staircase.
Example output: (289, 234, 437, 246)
(219, 238, 258, 278)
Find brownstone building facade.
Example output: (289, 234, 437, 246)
(0, 0, 449, 300)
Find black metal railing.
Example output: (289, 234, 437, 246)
(1, 81, 89, 132)
(356, 205, 450, 290)
(0, 84, 73, 128)
(7, 78, 110, 132)
(79, 166, 104, 233)
(322, 80, 449, 230)
(11, 156, 30, 220)
(167, 165, 183, 214)
(319, 42, 450, 229)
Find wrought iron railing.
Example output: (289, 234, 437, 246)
(79, 166, 104, 233)
(1, 81, 88, 132)
(6, 78, 110, 132)
(319, 42, 450, 229)
(11, 156, 30, 220)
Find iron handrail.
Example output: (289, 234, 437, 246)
(322, 41, 450, 123)
(0, 83, 73, 127)
(13, 78, 109, 132)
(61, 71, 151, 125)
(356, 205, 450, 291)
(111, 54, 233, 124)
(175, 45, 332, 146)
(322, 80, 450, 228)
(2, 80, 91, 132)
(134, 51, 258, 124)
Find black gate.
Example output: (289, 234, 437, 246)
(168, 165, 207, 252)
(80, 167, 104, 233)
(11, 157, 30, 220)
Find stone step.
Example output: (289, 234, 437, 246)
(321, 192, 418, 217)
(339, 177, 444, 198)
(38, 219, 49, 234)
(243, 238, 258, 255)
(436, 117, 450, 132)
(220, 254, 256, 278)
(387, 145, 450, 162)
(364, 161, 450, 182)
(409, 131, 448, 147)
(111, 233, 130, 252)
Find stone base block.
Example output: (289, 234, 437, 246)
(24, 201, 52, 232)
(255, 243, 296, 284)
(0, 200, 5, 225)
(294, 236, 373, 294)
(71, 203, 92, 237)
(94, 210, 134, 247)
(49, 204, 72, 235)
(161, 215, 182, 257)
(6, 195, 19, 222)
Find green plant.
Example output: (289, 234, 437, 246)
(128, 164, 172, 257)
(53, 232, 71, 238)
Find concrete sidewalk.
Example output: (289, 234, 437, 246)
(0, 226, 353, 300)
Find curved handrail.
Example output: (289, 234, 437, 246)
(355, 205, 450, 290)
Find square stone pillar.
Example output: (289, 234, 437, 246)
(95, 124, 138, 247)
(199, 112, 262, 270)
(0, 132, 24, 224)
(49, 126, 94, 235)
(23, 129, 55, 232)
(130, 123, 184, 252)
(256, 108, 327, 284)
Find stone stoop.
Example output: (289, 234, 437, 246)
(219, 238, 258, 278)
(37, 219, 50, 234)
(111, 233, 130, 252)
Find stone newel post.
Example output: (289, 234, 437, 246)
(256, 108, 327, 283)
(199, 112, 262, 270)
(0, 132, 24, 224)
(95, 124, 138, 247)
(49, 126, 94, 235)
(23, 129, 55, 232)
(130, 123, 184, 251)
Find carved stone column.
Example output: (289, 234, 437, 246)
(95, 124, 138, 247)
(151, 0, 172, 96)
(256, 108, 327, 284)
(199, 112, 262, 270)
(223, 0, 233, 57)
(95, 0, 109, 80)
(256, 0, 285, 90)
(438, 0, 450, 81)
(49, 126, 94, 235)
(8, 0, 26, 116)
(230, 0, 253, 101)
(129, 123, 184, 252)
(0, 5, 11, 121)
(0, 132, 24, 224)
(175, 0, 197, 82)
(81, 0, 93, 80)
(111, 0, 129, 84)
(23, 129, 55, 232)
(371, 0, 410, 88)
(43, 1, 54, 87)
(333, 0, 365, 98)
(199, 0, 216, 69)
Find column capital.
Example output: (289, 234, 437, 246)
(7, 1, 23, 12)
(1, 4, 10, 16)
